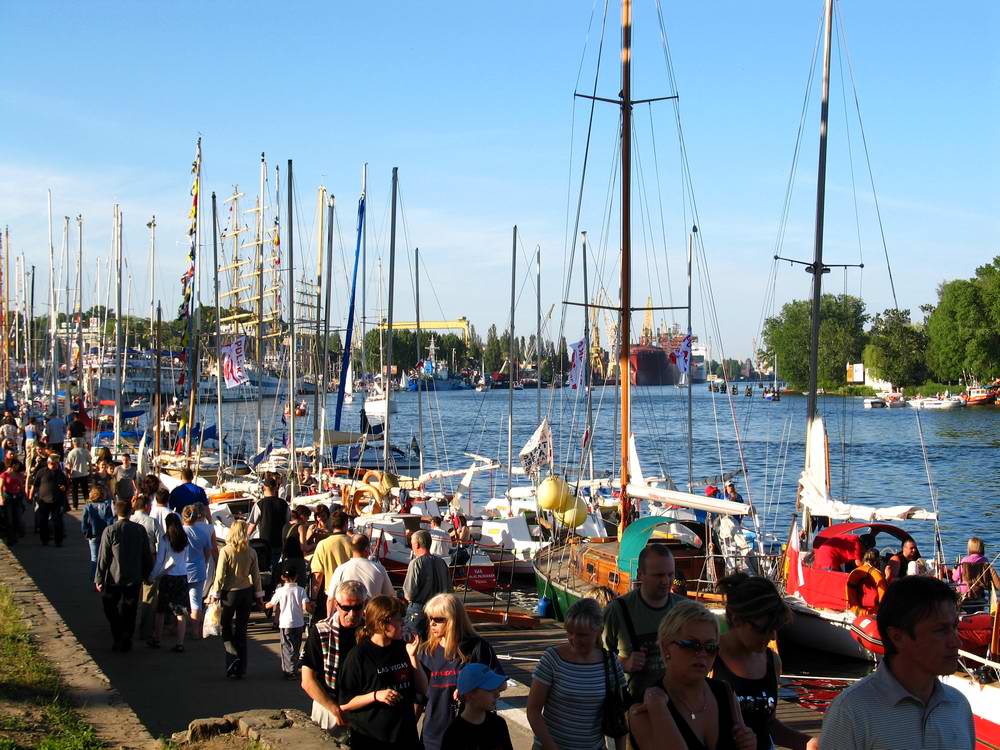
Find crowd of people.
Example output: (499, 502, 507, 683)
(0, 409, 989, 749)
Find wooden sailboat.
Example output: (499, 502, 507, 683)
(532, 0, 751, 619)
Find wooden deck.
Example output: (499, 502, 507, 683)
(461, 591, 824, 747)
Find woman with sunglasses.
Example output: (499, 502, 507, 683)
(713, 574, 817, 750)
(628, 599, 755, 750)
(416, 593, 504, 750)
(338, 595, 428, 750)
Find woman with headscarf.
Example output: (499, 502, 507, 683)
(208, 519, 263, 678)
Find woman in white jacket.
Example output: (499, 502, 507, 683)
(148, 512, 190, 652)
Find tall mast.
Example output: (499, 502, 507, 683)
(255, 153, 266, 450)
(29, 265, 36, 388)
(75, 216, 83, 396)
(806, 0, 834, 427)
(535, 245, 541, 424)
(686, 229, 694, 490)
(114, 206, 123, 451)
(360, 163, 367, 382)
(47, 190, 57, 411)
(287, 159, 297, 491)
(415, 246, 424, 476)
(184, 138, 202, 459)
(211, 193, 224, 465)
(582, 231, 594, 476)
(617, 0, 633, 536)
(154, 304, 162, 454)
(319, 196, 335, 469)
(147, 216, 156, 343)
(312, 187, 326, 448)
(506, 226, 516, 496)
(2, 226, 8, 393)
(382, 167, 398, 472)
(63, 215, 71, 417)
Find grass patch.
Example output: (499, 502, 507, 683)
(0, 584, 103, 749)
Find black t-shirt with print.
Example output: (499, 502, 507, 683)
(300, 622, 358, 696)
(337, 638, 419, 748)
(441, 713, 513, 750)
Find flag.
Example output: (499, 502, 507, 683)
(178, 138, 201, 324)
(519, 418, 553, 477)
(567, 338, 587, 389)
(790, 520, 806, 588)
(250, 440, 273, 468)
(220, 336, 250, 388)
(670, 331, 692, 374)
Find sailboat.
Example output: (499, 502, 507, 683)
(532, 0, 755, 619)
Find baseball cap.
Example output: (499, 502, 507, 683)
(457, 663, 505, 696)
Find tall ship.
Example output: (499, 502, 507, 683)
(627, 300, 705, 385)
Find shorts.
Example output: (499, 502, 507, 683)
(188, 580, 205, 612)
(157, 575, 191, 616)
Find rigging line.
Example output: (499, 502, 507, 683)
(563, 0, 607, 258)
(549, 0, 610, 425)
(913, 407, 945, 568)
(835, 23, 865, 272)
(835, 1, 897, 310)
(647, 102, 676, 321)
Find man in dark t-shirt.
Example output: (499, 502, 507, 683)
(300, 579, 366, 745)
(29, 455, 68, 546)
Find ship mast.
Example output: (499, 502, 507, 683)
(617, 0, 633, 538)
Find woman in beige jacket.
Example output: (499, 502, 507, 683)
(208, 520, 263, 678)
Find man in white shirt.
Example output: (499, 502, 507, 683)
(130, 493, 161, 641)
(326, 533, 395, 600)
(64, 439, 92, 511)
(821, 576, 974, 749)
(428, 516, 452, 558)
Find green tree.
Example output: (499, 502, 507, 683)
(760, 294, 868, 390)
(926, 261, 1000, 381)
(484, 325, 502, 374)
(862, 308, 928, 388)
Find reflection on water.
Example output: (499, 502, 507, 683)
(204, 387, 1000, 558)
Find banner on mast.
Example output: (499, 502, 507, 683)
(567, 338, 587, 389)
(670, 331, 692, 374)
(221, 336, 250, 388)
(519, 418, 553, 477)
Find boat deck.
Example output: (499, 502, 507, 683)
(460, 591, 823, 744)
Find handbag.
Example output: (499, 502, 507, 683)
(203, 601, 222, 638)
(600, 648, 629, 738)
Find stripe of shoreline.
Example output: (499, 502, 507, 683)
(0, 541, 158, 749)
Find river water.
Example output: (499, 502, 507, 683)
(212, 384, 999, 563)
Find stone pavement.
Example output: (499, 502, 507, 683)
(6, 509, 540, 748)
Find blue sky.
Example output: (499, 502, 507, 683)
(1, 1, 996, 361)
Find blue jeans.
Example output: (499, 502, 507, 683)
(88, 538, 100, 581)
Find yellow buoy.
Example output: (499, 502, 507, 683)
(559, 497, 589, 528)
(537, 475, 570, 511)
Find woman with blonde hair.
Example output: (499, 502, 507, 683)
(338, 595, 426, 749)
(208, 519, 263, 678)
(628, 599, 755, 750)
(417, 593, 504, 750)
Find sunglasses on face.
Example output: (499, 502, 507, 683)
(336, 602, 364, 613)
(429, 616, 448, 625)
(672, 638, 719, 655)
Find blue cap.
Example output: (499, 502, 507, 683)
(457, 663, 505, 696)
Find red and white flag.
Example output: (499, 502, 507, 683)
(567, 338, 587, 389)
(221, 336, 250, 389)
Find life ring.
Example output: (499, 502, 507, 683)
(846, 563, 887, 616)
(362, 469, 383, 487)
(347, 482, 383, 515)
(850, 614, 884, 655)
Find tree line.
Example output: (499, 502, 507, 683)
(759, 256, 1000, 390)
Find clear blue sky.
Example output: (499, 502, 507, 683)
(1, 1, 996, 361)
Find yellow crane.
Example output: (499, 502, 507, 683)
(377, 317, 471, 343)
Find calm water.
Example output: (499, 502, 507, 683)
(206, 384, 1000, 563)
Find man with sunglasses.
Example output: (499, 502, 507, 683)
(604, 543, 677, 703)
(301, 579, 368, 746)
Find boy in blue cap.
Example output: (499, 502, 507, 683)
(441, 662, 512, 750)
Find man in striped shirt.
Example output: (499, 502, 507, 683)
(820, 576, 974, 749)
